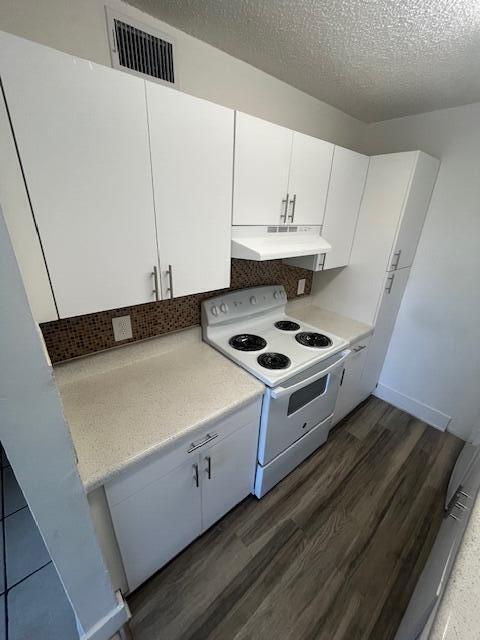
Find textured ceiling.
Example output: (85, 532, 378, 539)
(127, 0, 480, 122)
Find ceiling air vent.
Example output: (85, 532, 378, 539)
(106, 8, 176, 86)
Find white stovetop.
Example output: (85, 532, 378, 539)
(204, 311, 348, 387)
(202, 285, 351, 387)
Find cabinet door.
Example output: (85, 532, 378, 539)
(360, 267, 411, 397)
(201, 420, 259, 531)
(322, 148, 369, 270)
(333, 336, 371, 425)
(310, 152, 417, 326)
(287, 132, 334, 225)
(233, 112, 292, 225)
(388, 152, 440, 271)
(147, 83, 233, 299)
(0, 32, 158, 318)
(108, 458, 202, 592)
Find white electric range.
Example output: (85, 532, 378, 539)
(201, 285, 350, 497)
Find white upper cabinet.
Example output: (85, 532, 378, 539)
(287, 132, 334, 225)
(233, 112, 292, 226)
(233, 112, 334, 226)
(312, 151, 439, 326)
(388, 151, 440, 271)
(146, 83, 233, 299)
(0, 32, 158, 318)
(322, 147, 369, 270)
(353, 152, 416, 296)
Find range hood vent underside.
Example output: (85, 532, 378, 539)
(231, 226, 331, 261)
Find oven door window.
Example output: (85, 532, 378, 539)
(287, 374, 328, 415)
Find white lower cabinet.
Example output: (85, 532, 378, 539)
(322, 147, 369, 270)
(201, 420, 259, 531)
(105, 401, 261, 592)
(108, 458, 202, 592)
(332, 336, 371, 425)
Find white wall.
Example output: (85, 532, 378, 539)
(0, 0, 366, 150)
(363, 103, 480, 440)
(0, 207, 128, 638)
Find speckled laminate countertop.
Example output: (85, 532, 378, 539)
(287, 298, 373, 343)
(54, 327, 264, 492)
(54, 301, 372, 494)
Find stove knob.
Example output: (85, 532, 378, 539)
(220, 303, 228, 313)
(211, 305, 219, 317)
(250, 296, 257, 305)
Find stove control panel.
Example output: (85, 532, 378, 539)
(201, 285, 287, 326)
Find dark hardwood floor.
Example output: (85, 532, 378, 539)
(128, 397, 463, 640)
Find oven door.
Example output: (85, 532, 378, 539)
(258, 350, 350, 465)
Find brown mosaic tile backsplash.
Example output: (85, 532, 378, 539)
(41, 259, 313, 363)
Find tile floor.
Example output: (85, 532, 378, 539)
(0, 445, 78, 640)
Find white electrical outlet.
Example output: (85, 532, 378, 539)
(297, 278, 306, 295)
(112, 315, 133, 342)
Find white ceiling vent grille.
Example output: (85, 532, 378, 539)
(106, 8, 176, 86)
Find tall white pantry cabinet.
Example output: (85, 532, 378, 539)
(316, 151, 440, 415)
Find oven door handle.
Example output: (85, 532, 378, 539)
(270, 349, 351, 400)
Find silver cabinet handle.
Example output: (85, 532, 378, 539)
(193, 463, 199, 488)
(385, 274, 395, 294)
(449, 512, 459, 521)
(166, 264, 174, 299)
(353, 345, 367, 352)
(288, 194, 296, 223)
(152, 265, 159, 301)
(318, 253, 326, 270)
(459, 490, 471, 498)
(205, 456, 212, 479)
(280, 193, 289, 223)
(390, 249, 402, 270)
(187, 432, 219, 453)
(455, 502, 468, 511)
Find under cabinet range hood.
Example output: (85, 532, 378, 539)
(231, 225, 331, 261)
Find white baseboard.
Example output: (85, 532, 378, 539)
(374, 384, 451, 431)
(79, 591, 130, 640)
